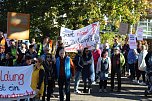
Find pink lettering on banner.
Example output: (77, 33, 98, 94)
(92, 23, 97, 34)
(0, 70, 24, 85)
(77, 29, 88, 36)
(0, 90, 34, 98)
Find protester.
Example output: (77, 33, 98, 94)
(0, 31, 7, 53)
(144, 40, 149, 51)
(137, 41, 142, 53)
(112, 37, 121, 54)
(56, 47, 74, 101)
(42, 36, 52, 54)
(122, 38, 130, 76)
(111, 47, 125, 92)
(127, 49, 138, 81)
(145, 51, 152, 71)
(103, 40, 111, 57)
(30, 38, 37, 51)
(55, 36, 64, 58)
(96, 50, 111, 92)
(25, 45, 38, 63)
(82, 47, 95, 94)
(22, 55, 32, 66)
(74, 50, 83, 94)
(20, 43, 27, 54)
(137, 45, 148, 85)
(0, 45, 5, 65)
(42, 53, 56, 101)
(31, 57, 45, 101)
(92, 44, 101, 82)
(7, 39, 17, 60)
(41, 48, 50, 61)
(3, 52, 13, 66)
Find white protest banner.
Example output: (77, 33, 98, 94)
(0, 65, 35, 98)
(128, 34, 137, 49)
(119, 23, 128, 35)
(136, 27, 143, 41)
(60, 22, 100, 52)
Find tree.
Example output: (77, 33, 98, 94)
(0, 0, 150, 41)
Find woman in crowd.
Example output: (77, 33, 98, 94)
(42, 53, 56, 101)
(96, 50, 111, 92)
(82, 47, 95, 94)
(31, 57, 45, 101)
(74, 50, 83, 94)
(137, 45, 148, 85)
(42, 36, 52, 54)
(127, 49, 138, 81)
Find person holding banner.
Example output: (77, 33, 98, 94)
(56, 47, 75, 101)
(82, 48, 95, 94)
(31, 57, 45, 101)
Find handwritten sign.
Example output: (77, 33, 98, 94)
(119, 23, 128, 35)
(136, 27, 143, 41)
(7, 12, 30, 40)
(0, 65, 35, 98)
(60, 22, 100, 52)
(128, 34, 137, 49)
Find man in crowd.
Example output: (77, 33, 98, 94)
(56, 47, 75, 101)
(111, 47, 125, 92)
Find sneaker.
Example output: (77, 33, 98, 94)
(74, 90, 81, 94)
(99, 89, 102, 93)
(50, 94, 55, 98)
(132, 79, 137, 83)
(103, 89, 107, 92)
(140, 82, 146, 86)
(88, 89, 91, 94)
(92, 81, 96, 85)
(133, 80, 140, 84)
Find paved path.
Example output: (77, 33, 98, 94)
(49, 77, 152, 101)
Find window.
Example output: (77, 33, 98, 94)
(138, 19, 152, 36)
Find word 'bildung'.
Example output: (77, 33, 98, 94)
(0, 70, 24, 85)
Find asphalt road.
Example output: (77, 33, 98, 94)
(49, 77, 152, 101)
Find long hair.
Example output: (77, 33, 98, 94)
(101, 50, 108, 57)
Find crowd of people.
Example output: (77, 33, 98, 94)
(0, 31, 152, 101)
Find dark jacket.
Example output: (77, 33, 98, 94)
(74, 54, 83, 71)
(145, 51, 152, 70)
(43, 59, 56, 84)
(3, 58, 13, 66)
(111, 53, 125, 72)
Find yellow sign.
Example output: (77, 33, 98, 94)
(7, 12, 30, 40)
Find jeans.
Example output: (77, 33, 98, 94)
(128, 63, 135, 80)
(74, 70, 81, 91)
(58, 78, 70, 101)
